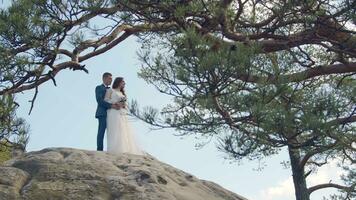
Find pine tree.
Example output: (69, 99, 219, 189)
(1, 1, 355, 199)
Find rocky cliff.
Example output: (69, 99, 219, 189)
(0, 148, 248, 200)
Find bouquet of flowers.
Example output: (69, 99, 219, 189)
(118, 96, 127, 109)
(118, 96, 126, 103)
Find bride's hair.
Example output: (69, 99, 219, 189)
(112, 77, 126, 96)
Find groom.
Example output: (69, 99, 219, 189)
(95, 72, 120, 151)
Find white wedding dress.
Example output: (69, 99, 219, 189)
(105, 89, 143, 155)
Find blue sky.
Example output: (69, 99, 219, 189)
(2, 1, 342, 200)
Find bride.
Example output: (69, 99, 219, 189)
(104, 77, 143, 155)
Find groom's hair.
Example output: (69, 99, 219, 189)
(102, 72, 112, 79)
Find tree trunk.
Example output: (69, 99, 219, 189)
(288, 146, 310, 200)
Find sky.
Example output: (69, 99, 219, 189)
(1, 1, 343, 200)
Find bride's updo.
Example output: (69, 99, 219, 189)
(112, 77, 126, 96)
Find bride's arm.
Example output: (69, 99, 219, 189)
(96, 86, 112, 109)
(123, 101, 129, 111)
(104, 89, 114, 103)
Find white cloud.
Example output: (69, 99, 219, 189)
(308, 160, 344, 199)
(256, 160, 343, 200)
(308, 160, 343, 186)
(259, 177, 294, 200)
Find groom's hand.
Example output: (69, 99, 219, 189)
(111, 104, 121, 110)
(117, 102, 125, 109)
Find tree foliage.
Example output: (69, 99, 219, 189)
(0, 94, 29, 163)
(129, 1, 356, 200)
(0, 1, 355, 200)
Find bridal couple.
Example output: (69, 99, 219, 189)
(95, 72, 143, 155)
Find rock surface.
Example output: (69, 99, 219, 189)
(0, 148, 248, 200)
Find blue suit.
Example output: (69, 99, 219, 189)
(95, 84, 112, 151)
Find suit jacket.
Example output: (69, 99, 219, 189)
(95, 84, 112, 118)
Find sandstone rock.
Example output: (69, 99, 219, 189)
(0, 148, 248, 200)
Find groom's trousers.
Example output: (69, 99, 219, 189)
(97, 117, 107, 151)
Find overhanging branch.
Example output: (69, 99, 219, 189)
(308, 183, 355, 195)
